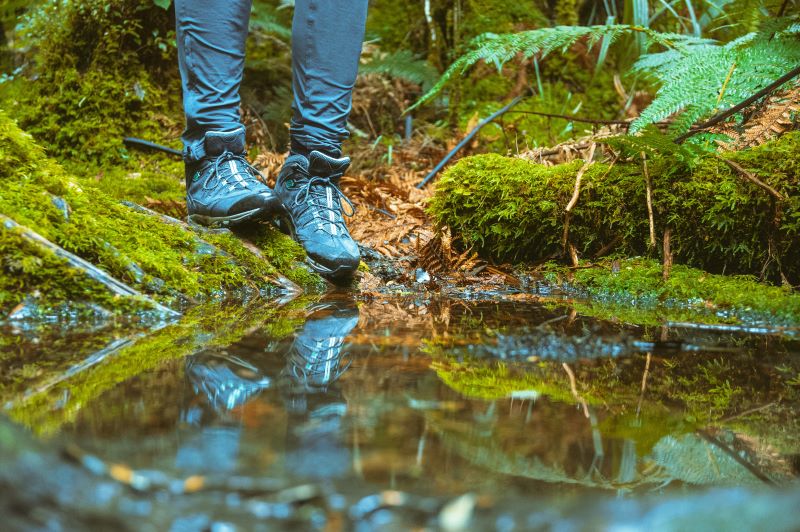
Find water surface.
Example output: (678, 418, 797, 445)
(3, 291, 800, 529)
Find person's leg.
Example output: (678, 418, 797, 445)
(175, 0, 251, 160)
(175, 0, 280, 227)
(289, 0, 369, 157)
(274, 0, 369, 278)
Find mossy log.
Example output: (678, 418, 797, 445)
(429, 133, 800, 284)
(0, 112, 321, 318)
(1, 214, 176, 318)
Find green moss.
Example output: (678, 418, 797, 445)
(237, 223, 327, 292)
(430, 132, 800, 284)
(0, 221, 149, 319)
(69, 156, 186, 208)
(0, 112, 319, 314)
(537, 258, 800, 328)
(0, 0, 180, 165)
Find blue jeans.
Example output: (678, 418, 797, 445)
(175, 0, 368, 161)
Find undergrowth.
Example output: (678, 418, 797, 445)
(0, 0, 180, 164)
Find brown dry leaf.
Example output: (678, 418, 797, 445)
(712, 82, 800, 150)
(417, 227, 483, 275)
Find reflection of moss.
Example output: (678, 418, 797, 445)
(430, 133, 800, 284)
(6, 298, 314, 436)
(539, 258, 800, 328)
(429, 335, 800, 455)
(432, 358, 582, 403)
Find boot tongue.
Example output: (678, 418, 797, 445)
(204, 127, 246, 157)
(308, 150, 350, 178)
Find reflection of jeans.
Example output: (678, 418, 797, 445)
(177, 300, 359, 476)
(175, 0, 369, 160)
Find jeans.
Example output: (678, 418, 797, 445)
(175, 0, 368, 161)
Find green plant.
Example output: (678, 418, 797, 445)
(414, 9, 800, 136)
(360, 50, 439, 91)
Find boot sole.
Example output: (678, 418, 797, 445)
(275, 214, 358, 280)
(188, 207, 266, 228)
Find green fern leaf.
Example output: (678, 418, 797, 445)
(410, 24, 711, 111)
(630, 18, 800, 134)
(359, 50, 438, 91)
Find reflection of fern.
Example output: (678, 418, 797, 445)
(631, 22, 800, 133)
(360, 50, 438, 91)
(413, 24, 712, 109)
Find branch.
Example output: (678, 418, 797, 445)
(507, 110, 632, 125)
(676, 65, 800, 143)
(417, 95, 527, 188)
(717, 156, 784, 201)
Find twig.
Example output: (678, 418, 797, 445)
(566, 143, 597, 212)
(123, 137, 182, 158)
(676, 65, 800, 143)
(417, 95, 527, 188)
(507, 110, 632, 125)
(593, 235, 622, 259)
(717, 156, 784, 201)
(1, 214, 177, 317)
(568, 243, 580, 268)
(561, 143, 597, 250)
(696, 429, 776, 485)
(635, 352, 652, 419)
(719, 401, 777, 423)
(662, 227, 672, 282)
(665, 321, 799, 336)
(642, 152, 656, 249)
(562, 362, 590, 418)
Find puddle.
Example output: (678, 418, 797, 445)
(2, 292, 800, 529)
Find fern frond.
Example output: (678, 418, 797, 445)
(604, 125, 703, 165)
(630, 19, 800, 134)
(359, 50, 438, 91)
(410, 24, 712, 111)
(249, 1, 291, 39)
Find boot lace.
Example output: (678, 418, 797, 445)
(202, 151, 268, 191)
(293, 170, 355, 235)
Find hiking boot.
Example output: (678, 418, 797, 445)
(185, 128, 281, 227)
(275, 151, 360, 278)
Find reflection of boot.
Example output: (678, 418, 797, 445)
(283, 301, 359, 393)
(177, 353, 271, 474)
(185, 353, 272, 413)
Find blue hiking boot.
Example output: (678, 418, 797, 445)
(274, 151, 360, 278)
(185, 128, 281, 227)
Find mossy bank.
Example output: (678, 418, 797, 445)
(430, 133, 800, 322)
(0, 112, 322, 321)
